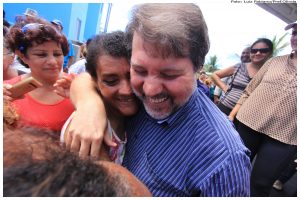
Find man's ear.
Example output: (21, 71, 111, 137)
(15, 50, 27, 65)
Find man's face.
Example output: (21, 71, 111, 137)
(53, 24, 62, 32)
(130, 32, 196, 120)
(240, 48, 251, 63)
(199, 72, 207, 82)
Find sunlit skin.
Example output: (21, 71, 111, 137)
(130, 32, 196, 120)
(250, 42, 272, 66)
(19, 41, 64, 85)
(96, 55, 139, 119)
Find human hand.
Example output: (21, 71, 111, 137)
(222, 85, 229, 93)
(3, 83, 25, 101)
(213, 96, 219, 105)
(53, 73, 76, 98)
(65, 104, 117, 159)
(228, 115, 234, 122)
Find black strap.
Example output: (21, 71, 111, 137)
(227, 63, 242, 92)
(219, 63, 242, 103)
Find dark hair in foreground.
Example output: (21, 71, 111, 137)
(4, 151, 123, 197)
(125, 3, 210, 71)
(3, 127, 148, 197)
(86, 31, 131, 81)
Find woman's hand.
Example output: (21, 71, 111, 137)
(228, 114, 234, 122)
(222, 85, 229, 93)
(65, 73, 117, 159)
(228, 104, 241, 122)
(65, 101, 117, 159)
(53, 73, 76, 98)
(3, 83, 25, 101)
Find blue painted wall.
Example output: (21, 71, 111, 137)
(68, 3, 89, 41)
(3, 3, 105, 43)
(4, 3, 72, 37)
(85, 3, 103, 42)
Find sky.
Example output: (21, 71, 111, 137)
(107, 1, 292, 68)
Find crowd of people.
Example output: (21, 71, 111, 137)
(3, 4, 297, 197)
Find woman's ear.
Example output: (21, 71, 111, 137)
(15, 50, 28, 65)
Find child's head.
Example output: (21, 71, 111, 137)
(86, 31, 139, 117)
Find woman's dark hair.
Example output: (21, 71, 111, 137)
(5, 16, 69, 68)
(86, 31, 131, 81)
(250, 38, 274, 55)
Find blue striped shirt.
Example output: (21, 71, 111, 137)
(123, 89, 251, 196)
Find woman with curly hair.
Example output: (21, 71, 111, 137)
(3, 16, 74, 132)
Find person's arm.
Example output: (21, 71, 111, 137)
(213, 85, 222, 104)
(211, 66, 236, 93)
(67, 72, 115, 159)
(228, 104, 241, 121)
(213, 95, 219, 105)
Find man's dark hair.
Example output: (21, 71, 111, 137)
(125, 3, 210, 71)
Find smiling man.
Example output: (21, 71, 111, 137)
(64, 3, 251, 197)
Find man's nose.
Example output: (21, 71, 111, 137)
(143, 77, 163, 97)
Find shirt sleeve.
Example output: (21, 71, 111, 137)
(195, 150, 251, 197)
(236, 58, 272, 105)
